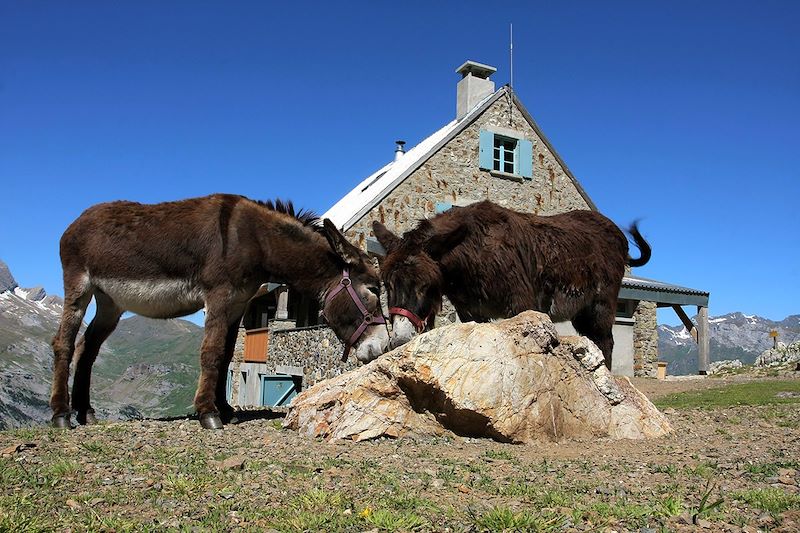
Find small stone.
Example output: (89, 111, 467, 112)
(431, 478, 445, 489)
(457, 484, 471, 494)
(757, 513, 774, 527)
(66, 499, 80, 510)
(218, 456, 246, 471)
(1, 444, 20, 456)
(695, 518, 712, 528)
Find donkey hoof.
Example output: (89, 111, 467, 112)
(199, 412, 224, 430)
(76, 409, 98, 426)
(51, 414, 73, 429)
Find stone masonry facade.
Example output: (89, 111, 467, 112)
(633, 300, 659, 377)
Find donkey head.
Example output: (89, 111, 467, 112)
(373, 220, 465, 349)
(321, 220, 389, 362)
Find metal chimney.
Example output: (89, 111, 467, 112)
(394, 140, 406, 161)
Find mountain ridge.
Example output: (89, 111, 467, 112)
(0, 259, 203, 429)
(658, 311, 800, 375)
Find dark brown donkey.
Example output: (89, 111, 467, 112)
(51, 194, 389, 429)
(373, 200, 651, 368)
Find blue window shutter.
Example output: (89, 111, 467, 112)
(518, 139, 533, 179)
(435, 202, 452, 214)
(479, 129, 493, 170)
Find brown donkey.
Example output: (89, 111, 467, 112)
(51, 194, 389, 429)
(373, 200, 651, 369)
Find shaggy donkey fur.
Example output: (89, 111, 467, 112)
(374, 200, 651, 368)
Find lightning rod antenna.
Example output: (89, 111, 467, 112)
(510, 23, 514, 88)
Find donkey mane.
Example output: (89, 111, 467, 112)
(254, 198, 322, 232)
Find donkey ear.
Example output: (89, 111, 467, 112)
(323, 219, 362, 265)
(424, 223, 468, 260)
(372, 221, 401, 253)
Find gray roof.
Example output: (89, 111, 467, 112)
(621, 275, 709, 307)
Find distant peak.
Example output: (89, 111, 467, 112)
(0, 259, 19, 293)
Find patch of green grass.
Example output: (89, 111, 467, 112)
(743, 460, 800, 481)
(656, 493, 684, 517)
(732, 487, 800, 515)
(377, 493, 438, 513)
(471, 506, 565, 532)
(685, 461, 718, 479)
(80, 440, 114, 456)
(577, 501, 653, 527)
(496, 482, 577, 508)
(0, 458, 31, 486)
(5, 427, 42, 441)
(264, 487, 355, 531)
(363, 508, 429, 531)
(39, 458, 81, 486)
(649, 463, 679, 476)
(654, 380, 800, 409)
(0, 494, 53, 531)
(483, 449, 516, 462)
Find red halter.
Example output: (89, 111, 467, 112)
(323, 269, 387, 362)
(388, 307, 430, 334)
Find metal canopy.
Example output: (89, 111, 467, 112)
(620, 275, 709, 307)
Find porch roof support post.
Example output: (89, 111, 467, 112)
(276, 286, 289, 320)
(697, 305, 710, 375)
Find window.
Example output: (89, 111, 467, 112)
(479, 129, 533, 179)
(494, 136, 517, 174)
(434, 202, 453, 214)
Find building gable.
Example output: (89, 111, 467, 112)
(333, 85, 597, 250)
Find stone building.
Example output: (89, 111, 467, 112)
(228, 61, 710, 408)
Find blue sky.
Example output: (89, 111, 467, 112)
(1, 1, 798, 325)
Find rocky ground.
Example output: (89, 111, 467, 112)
(1, 372, 799, 532)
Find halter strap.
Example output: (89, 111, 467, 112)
(323, 269, 386, 362)
(389, 307, 429, 334)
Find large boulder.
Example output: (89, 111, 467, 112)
(284, 311, 672, 443)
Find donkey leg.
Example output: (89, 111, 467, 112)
(72, 292, 122, 425)
(215, 321, 241, 424)
(50, 274, 93, 428)
(194, 298, 234, 429)
(571, 304, 615, 370)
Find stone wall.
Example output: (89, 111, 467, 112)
(266, 325, 354, 387)
(344, 96, 591, 246)
(633, 300, 659, 377)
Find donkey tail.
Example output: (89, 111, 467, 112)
(627, 222, 651, 268)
